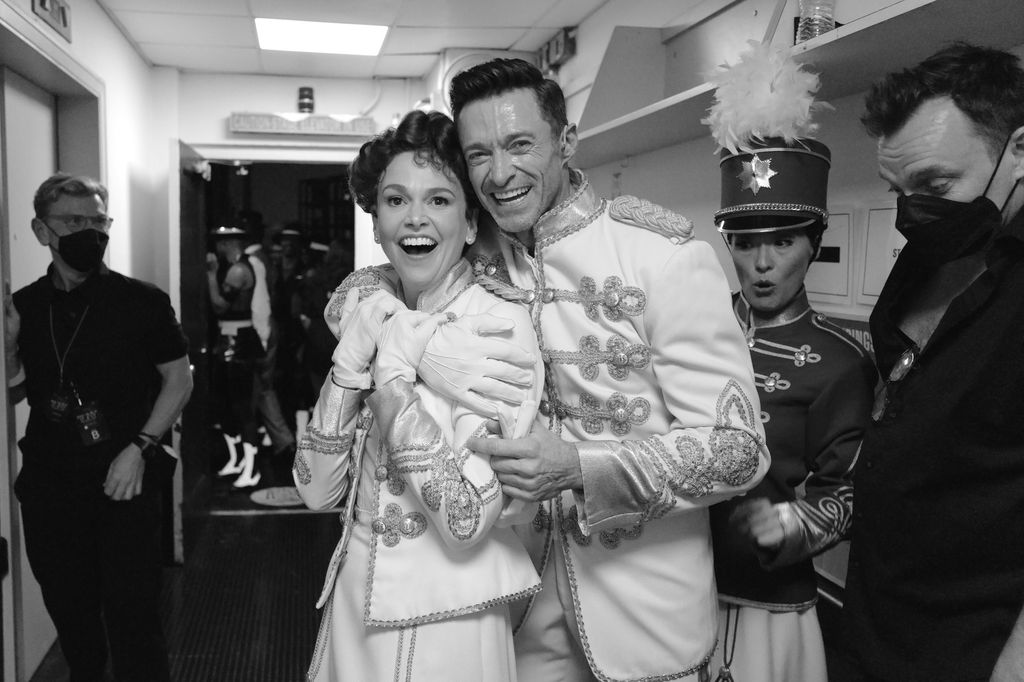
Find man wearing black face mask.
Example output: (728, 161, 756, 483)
(838, 44, 1024, 682)
(3, 173, 192, 681)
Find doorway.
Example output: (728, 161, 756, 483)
(179, 161, 355, 519)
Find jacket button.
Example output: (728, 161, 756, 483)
(371, 518, 387, 534)
(542, 289, 554, 303)
(375, 465, 389, 481)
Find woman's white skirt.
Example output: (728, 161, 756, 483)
(307, 522, 517, 682)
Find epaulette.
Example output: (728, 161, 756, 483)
(324, 266, 386, 322)
(471, 255, 534, 304)
(609, 195, 694, 245)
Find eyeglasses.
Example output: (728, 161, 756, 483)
(44, 214, 114, 231)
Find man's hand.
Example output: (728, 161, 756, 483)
(104, 446, 145, 500)
(419, 313, 535, 416)
(206, 252, 219, 274)
(730, 497, 785, 550)
(468, 422, 582, 502)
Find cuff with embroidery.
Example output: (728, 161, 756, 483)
(573, 440, 659, 533)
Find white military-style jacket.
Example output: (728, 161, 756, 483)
(469, 170, 769, 680)
(293, 261, 544, 627)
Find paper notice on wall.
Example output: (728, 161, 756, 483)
(862, 207, 905, 298)
(806, 211, 851, 296)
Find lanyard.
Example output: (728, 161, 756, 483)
(49, 303, 91, 385)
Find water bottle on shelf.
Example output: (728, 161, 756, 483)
(796, 0, 836, 43)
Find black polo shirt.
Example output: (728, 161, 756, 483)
(843, 209, 1024, 681)
(13, 265, 189, 473)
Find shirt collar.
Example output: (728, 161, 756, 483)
(45, 263, 109, 301)
(533, 168, 604, 245)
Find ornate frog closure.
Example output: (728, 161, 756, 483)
(609, 196, 694, 245)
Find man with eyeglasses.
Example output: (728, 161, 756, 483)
(4, 173, 192, 681)
(837, 44, 1024, 682)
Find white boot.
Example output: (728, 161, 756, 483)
(217, 433, 243, 476)
(232, 442, 262, 488)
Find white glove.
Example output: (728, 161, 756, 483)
(330, 288, 402, 389)
(373, 310, 450, 387)
(418, 313, 536, 415)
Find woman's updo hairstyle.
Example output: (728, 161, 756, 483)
(349, 110, 479, 219)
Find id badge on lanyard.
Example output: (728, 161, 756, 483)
(49, 303, 111, 447)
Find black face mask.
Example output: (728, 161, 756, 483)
(894, 194, 1001, 267)
(57, 229, 109, 272)
(894, 136, 1018, 268)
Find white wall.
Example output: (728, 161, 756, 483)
(558, 0, 711, 125)
(0, 0, 180, 295)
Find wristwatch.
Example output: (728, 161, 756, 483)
(131, 433, 158, 461)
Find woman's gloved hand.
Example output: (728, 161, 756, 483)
(330, 288, 402, 389)
(373, 310, 452, 387)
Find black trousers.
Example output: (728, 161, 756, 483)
(16, 463, 170, 682)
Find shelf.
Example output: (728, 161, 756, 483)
(575, 0, 1024, 169)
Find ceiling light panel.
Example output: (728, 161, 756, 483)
(255, 18, 388, 56)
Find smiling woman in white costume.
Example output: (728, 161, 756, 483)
(293, 110, 544, 682)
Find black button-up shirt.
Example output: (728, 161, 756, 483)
(843, 209, 1024, 681)
(13, 265, 188, 474)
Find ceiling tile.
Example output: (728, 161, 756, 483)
(141, 44, 262, 73)
(101, 0, 250, 15)
(535, 0, 607, 28)
(384, 27, 527, 54)
(511, 29, 558, 52)
(116, 11, 256, 47)
(394, 0, 551, 28)
(258, 52, 378, 79)
(247, 0, 402, 25)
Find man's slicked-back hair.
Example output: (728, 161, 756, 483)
(449, 58, 568, 137)
(862, 42, 1024, 155)
(33, 173, 108, 218)
(349, 109, 479, 217)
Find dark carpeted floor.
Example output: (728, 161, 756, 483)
(30, 512, 340, 682)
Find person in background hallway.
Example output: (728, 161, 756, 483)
(702, 42, 876, 682)
(339, 58, 770, 681)
(238, 210, 296, 478)
(272, 224, 309, 430)
(4, 173, 192, 682)
(294, 109, 544, 681)
(838, 43, 1024, 682)
(207, 225, 264, 488)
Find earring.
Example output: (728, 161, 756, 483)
(466, 232, 476, 245)
(373, 231, 380, 244)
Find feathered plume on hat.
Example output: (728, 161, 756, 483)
(705, 41, 834, 234)
(702, 40, 830, 154)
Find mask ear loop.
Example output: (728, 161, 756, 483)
(981, 134, 1013, 203)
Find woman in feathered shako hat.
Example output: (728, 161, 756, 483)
(702, 41, 877, 682)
